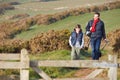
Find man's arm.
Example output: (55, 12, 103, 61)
(102, 22, 106, 39)
(86, 21, 91, 31)
(86, 21, 92, 36)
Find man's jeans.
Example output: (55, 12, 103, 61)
(90, 37, 102, 60)
(71, 47, 80, 60)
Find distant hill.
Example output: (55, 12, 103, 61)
(0, 0, 57, 3)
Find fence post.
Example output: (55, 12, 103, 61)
(20, 49, 29, 80)
(108, 54, 117, 80)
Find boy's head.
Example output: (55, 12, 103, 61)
(74, 24, 81, 33)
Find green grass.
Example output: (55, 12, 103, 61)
(30, 50, 71, 60)
(30, 49, 91, 60)
(29, 49, 91, 79)
(29, 48, 91, 79)
(15, 9, 120, 40)
(29, 66, 78, 80)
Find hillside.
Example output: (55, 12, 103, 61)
(0, 0, 118, 21)
(0, 0, 120, 80)
(0, 1, 119, 53)
(15, 9, 120, 40)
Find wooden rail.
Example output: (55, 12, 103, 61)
(0, 49, 29, 80)
(30, 60, 117, 68)
(30, 55, 118, 80)
(0, 49, 119, 80)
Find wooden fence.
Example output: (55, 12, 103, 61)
(30, 53, 119, 80)
(0, 49, 29, 80)
(0, 49, 120, 80)
(30, 56, 118, 80)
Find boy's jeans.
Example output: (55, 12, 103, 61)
(71, 47, 80, 60)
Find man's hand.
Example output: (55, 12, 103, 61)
(104, 39, 109, 43)
(80, 46, 84, 49)
(90, 27, 92, 31)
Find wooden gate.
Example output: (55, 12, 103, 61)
(0, 49, 119, 80)
(0, 49, 29, 80)
(30, 55, 118, 80)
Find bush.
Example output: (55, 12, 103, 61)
(29, 29, 70, 53)
(108, 1, 120, 10)
(0, 3, 14, 10)
(0, 29, 70, 53)
(107, 29, 120, 57)
(89, 5, 100, 12)
(97, 4, 108, 11)
(56, 11, 70, 19)
(9, 1, 20, 5)
(0, 2, 15, 15)
(0, 7, 4, 15)
(0, 39, 29, 53)
(37, 15, 56, 24)
(7, 13, 30, 20)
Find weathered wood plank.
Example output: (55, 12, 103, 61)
(0, 62, 22, 69)
(20, 49, 29, 68)
(30, 60, 118, 68)
(0, 54, 20, 60)
(38, 77, 109, 80)
(108, 55, 117, 80)
(85, 69, 104, 78)
(20, 69, 29, 80)
(32, 67, 52, 80)
(20, 49, 29, 80)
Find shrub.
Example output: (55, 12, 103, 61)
(0, 39, 29, 53)
(29, 29, 70, 53)
(107, 29, 120, 57)
(69, 7, 90, 16)
(89, 5, 100, 12)
(54, 11, 70, 20)
(97, 4, 108, 11)
(0, 2, 15, 15)
(37, 15, 53, 25)
(0, 3, 14, 10)
(0, 7, 4, 15)
(9, 1, 20, 5)
(106, 1, 120, 10)
(8, 13, 30, 20)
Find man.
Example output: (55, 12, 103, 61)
(86, 12, 107, 60)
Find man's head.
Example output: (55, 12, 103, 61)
(94, 12, 100, 20)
